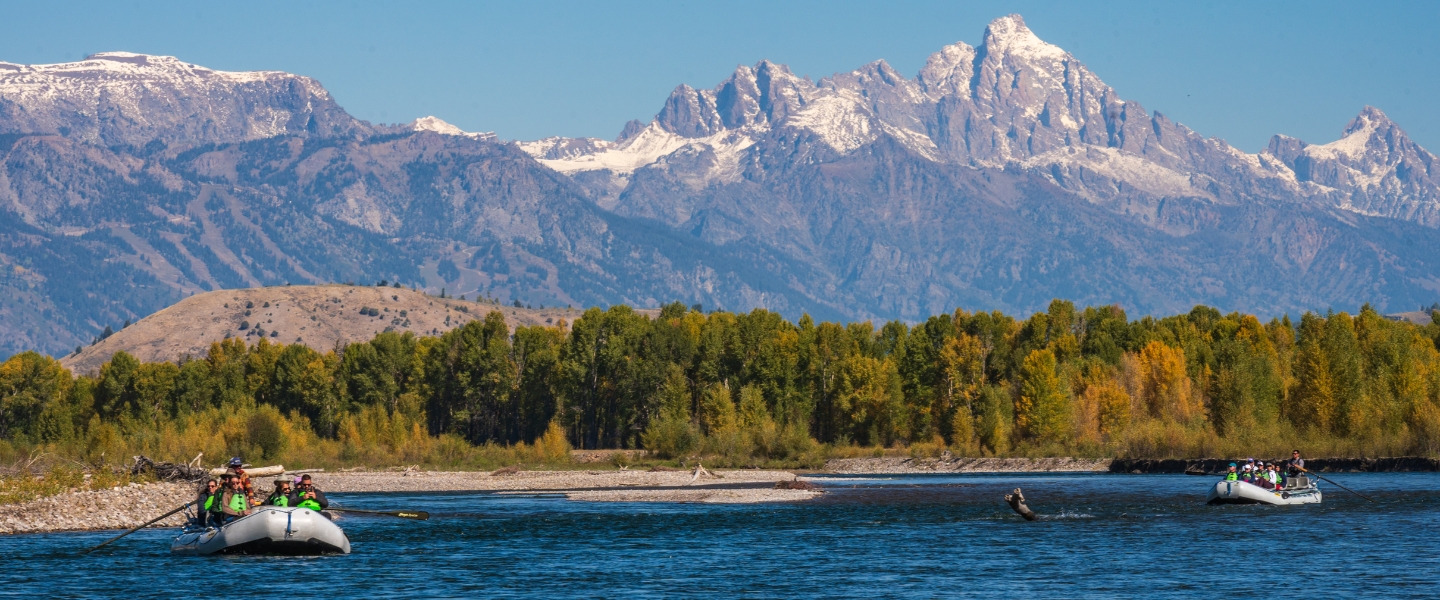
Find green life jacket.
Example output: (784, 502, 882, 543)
(1225, 472, 1238, 481)
(298, 495, 322, 511)
(202, 493, 216, 511)
(227, 492, 249, 512)
(270, 494, 290, 507)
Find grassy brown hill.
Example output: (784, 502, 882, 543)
(60, 285, 605, 375)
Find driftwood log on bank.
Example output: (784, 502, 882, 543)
(1004, 488, 1037, 521)
(207, 465, 285, 477)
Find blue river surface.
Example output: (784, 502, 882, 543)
(3, 472, 1438, 598)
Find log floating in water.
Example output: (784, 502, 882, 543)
(1005, 488, 1037, 521)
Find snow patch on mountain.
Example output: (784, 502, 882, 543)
(1305, 115, 1379, 161)
(787, 93, 877, 153)
(519, 123, 754, 177)
(1023, 146, 1203, 199)
(0, 52, 293, 85)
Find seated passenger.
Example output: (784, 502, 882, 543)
(220, 475, 251, 524)
(195, 478, 222, 528)
(289, 474, 329, 511)
(1225, 463, 1238, 481)
(225, 457, 258, 506)
(1254, 462, 1272, 489)
(266, 479, 292, 506)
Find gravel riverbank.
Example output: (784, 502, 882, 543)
(1, 468, 813, 535)
(825, 457, 1114, 473)
(0, 482, 192, 535)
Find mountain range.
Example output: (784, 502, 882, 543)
(3, 15, 1439, 359)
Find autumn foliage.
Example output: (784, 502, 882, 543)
(3, 300, 1440, 467)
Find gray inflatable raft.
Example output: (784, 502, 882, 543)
(1206, 476, 1321, 506)
(172, 506, 351, 555)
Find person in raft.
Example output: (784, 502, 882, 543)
(224, 457, 259, 506)
(1225, 463, 1239, 481)
(1286, 450, 1306, 475)
(289, 474, 329, 511)
(266, 479, 293, 506)
(219, 474, 252, 524)
(195, 478, 223, 528)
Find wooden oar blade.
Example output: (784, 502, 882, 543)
(83, 501, 193, 554)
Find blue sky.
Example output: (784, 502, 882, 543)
(2, 1, 1437, 151)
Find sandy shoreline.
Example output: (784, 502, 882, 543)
(0, 468, 815, 535)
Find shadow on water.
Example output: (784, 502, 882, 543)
(5, 472, 1439, 596)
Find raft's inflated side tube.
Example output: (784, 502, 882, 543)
(172, 506, 350, 555)
(1205, 479, 1322, 506)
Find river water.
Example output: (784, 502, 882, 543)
(3, 472, 1437, 597)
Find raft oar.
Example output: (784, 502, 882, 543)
(325, 507, 429, 520)
(83, 501, 194, 554)
(1299, 467, 1375, 503)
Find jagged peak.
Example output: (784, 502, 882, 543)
(1343, 105, 1394, 137)
(616, 119, 646, 144)
(854, 59, 901, 77)
(980, 14, 1066, 62)
(918, 41, 977, 98)
(753, 59, 792, 76)
(1300, 106, 1404, 162)
(666, 83, 700, 99)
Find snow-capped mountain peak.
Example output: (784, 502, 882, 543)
(979, 14, 1067, 62)
(0, 51, 364, 146)
(410, 116, 495, 140)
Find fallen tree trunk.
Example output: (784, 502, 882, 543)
(1005, 487, 1037, 521)
(208, 464, 284, 477)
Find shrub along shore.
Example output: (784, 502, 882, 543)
(3, 300, 1440, 484)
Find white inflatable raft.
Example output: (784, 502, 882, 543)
(172, 506, 351, 555)
(1207, 475, 1321, 506)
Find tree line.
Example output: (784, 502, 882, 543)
(3, 301, 1440, 466)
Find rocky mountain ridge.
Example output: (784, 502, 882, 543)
(0, 52, 369, 147)
(2, 15, 1439, 360)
